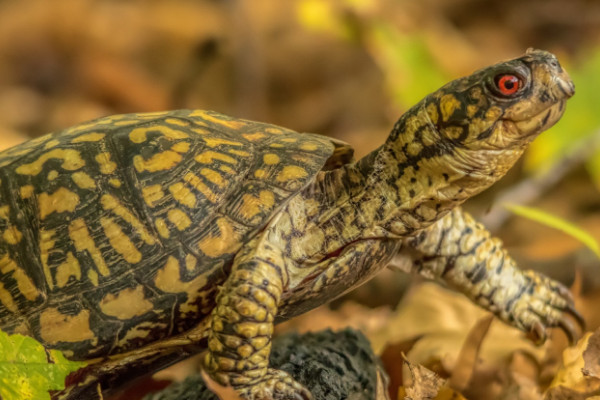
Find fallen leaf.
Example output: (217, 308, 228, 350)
(201, 370, 243, 400)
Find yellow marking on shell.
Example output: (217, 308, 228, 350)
(440, 94, 462, 122)
(39, 229, 56, 288)
(190, 110, 247, 129)
(109, 179, 122, 188)
(101, 217, 142, 264)
(95, 152, 117, 174)
(220, 165, 235, 175)
(169, 183, 196, 208)
(88, 269, 99, 286)
(300, 142, 318, 151)
(204, 137, 243, 148)
(242, 132, 266, 141)
(200, 168, 225, 188)
(47, 170, 58, 180)
(167, 208, 191, 231)
(136, 111, 169, 118)
(72, 171, 97, 190)
(266, 127, 283, 134)
(101, 194, 156, 245)
(155, 218, 170, 238)
(276, 165, 308, 182)
(0, 206, 8, 220)
(165, 118, 189, 126)
(184, 172, 217, 203)
(142, 185, 165, 208)
(185, 253, 197, 271)
(117, 321, 167, 348)
(15, 149, 85, 175)
(254, 169, 268, 179)
(39, 307, 96, 345)
(72, 132, 105, 143)
(171, 141, 191, 153)
(69, 218, 110, 276)
(0, 254, 39, 301)
(44, 139, 60, 149)
(99, 286, 152, 319)
(195, 151, 236, 164)
(239, 191, 275, 220)
(281, 138, 297, 143)
(0, 281, 16, 312)
(3, 225, 22, 244)
(263, 154, 280, 165)
(154, 256, 207, 293)
(19, 185, 34, 199)
(114, 119, 140, 126)
(197, 217, 241, 258)
(129, 125, 189, 144)
(38, 187, 80, 220)
(133, 151, 182, 173)
(55, 252, 81, 288)
(270, 143, 284, 148)
(228, 149, 251, 157)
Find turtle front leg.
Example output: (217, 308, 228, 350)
(391, 207, 584, 344)
(204, 241, 310, 400)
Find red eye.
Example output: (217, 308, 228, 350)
(495, 74, 521, 96)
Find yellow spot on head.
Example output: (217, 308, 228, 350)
(47, 170, 58, 180)
(100, 286, 152, 319)
(276, 165, 308, 182)
(142, 185, 165, 208)
(197, 217, 242, 258)
(16, 149, 85, 175)
(167, 208, 192, 231)
(39, 307, 96, 345)
(426, 102, 439, 123)
(263, 154, 280, 165)
(72, 172, 97, 190)
(88, 269, 99, 286)
(20, 185, 34, 199)
(169, 182, 197, 208)
(38, 187, 80, 219)
(195, 151, 236, 164)
(95, 152, 117, 174)
(100, 217, 142, 264)
(72, 132, 105, 143)
(440, 94, 462, 122)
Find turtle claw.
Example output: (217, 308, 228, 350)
(558, 314, 579, 345)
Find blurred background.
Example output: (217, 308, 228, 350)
(0, 0, 599, 398)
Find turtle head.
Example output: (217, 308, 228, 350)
(427, 49, 573, 150)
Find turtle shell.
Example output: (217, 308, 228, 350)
(0, 109, 349, 360)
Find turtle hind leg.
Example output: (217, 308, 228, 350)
(204, 241, 311, 400)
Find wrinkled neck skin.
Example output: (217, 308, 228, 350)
(353, 99, 527, 238)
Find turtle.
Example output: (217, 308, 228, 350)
(0, 49, 583, 400)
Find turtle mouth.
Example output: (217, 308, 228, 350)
(511, 100, 567, 137)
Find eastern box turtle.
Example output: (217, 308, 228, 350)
(0, 49, 583, 399)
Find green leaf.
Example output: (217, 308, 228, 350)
(504, 203, 600, 259)
(0, 330, 85, 400)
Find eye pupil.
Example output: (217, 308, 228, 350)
(495, 74, 521, 96)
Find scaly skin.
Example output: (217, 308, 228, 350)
(205, 49, 581, 398)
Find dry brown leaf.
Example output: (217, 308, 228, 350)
(201, 370, 244, 400)
(380, 337, 423, 399)
(545, 329, 600, 399)
(376, 368, 392, 400)
(449, 315, 494, 391)
(401, 355, 446, 400)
